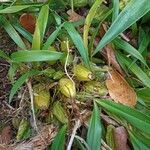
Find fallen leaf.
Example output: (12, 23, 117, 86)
(113, 126, 130, 150)
(19, 13, 36, 34)
(0, 126, 12, 144)
(98, 24, 124, 75)
(67, 10, 83, 22)
(106, 69, 137, 107)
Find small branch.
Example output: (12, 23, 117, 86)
(26, 80, 38, 132)
(67, 119, 81, 150)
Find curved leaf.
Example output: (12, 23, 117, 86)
(116, 53, 150, 88)
(93, 0, 150, 55)
(96, 100, 150, 135)
(114, 38, 147, 66)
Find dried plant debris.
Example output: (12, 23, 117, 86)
(106, 69, 137, 107)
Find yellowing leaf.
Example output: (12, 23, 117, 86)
(106, 69, 137, 107)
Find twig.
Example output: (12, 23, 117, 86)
(64, 39, 75, 86)
(67, 119, 81, 150)
(26, 80, 38, 132)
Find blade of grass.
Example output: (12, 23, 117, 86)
(88, 9, 112, 55)
(93, 0, 150, 55)
(113, 38, 147, 67)
(51, 125, 67, 150)
(11, 50, 64, 62)
(131, 30, 150, 66)
(42, 23, 64, 50)
(96, 99, 150, 135)
(86, 102, 102, 150)
(1, 16, 27, 50)
(112, 0, 119, 22)
(83, 0, 103, 49)
(129, 131, 149, 150)
(37, 4, 49, 42)
(32, 22, 41, 49)
(13, 22, 33, 43)
(64, 22, 90, 68)
(9, 70, 40, 103)
(0, 5, 40, 14)
(116, 53, 150, 88)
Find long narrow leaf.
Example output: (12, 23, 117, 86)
(0, 5, 34, 14)
(114, 38, 147, 66)
(116, 53, 150, 88)
(37, 4, 49, 42)
(83, 0, 103, 48)
(13, 23, 33, 43)
(9, 70, 40, 103)
(87, 102, 102, 150)
(51, 125, 67, 150)
(129, 131, 150, 149)
(32, 23, 41, 49)
(96, 100, 150, 135)
(1, 16, 27, 49)
(64, 22, 90, 68)
(11, 50, 64, 62)
(42, 23, 64, 50)
(93, 0, 150, 55)
(112, 0, 119, 22)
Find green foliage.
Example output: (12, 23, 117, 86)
(87, 102, 102, 150)
(51, 125, 67, 150)
(93, 0, 150, 55)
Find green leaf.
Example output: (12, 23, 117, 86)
(42, 23, 64, 50)
(1, 16, 27, 50)
(64, 22, 90, 68)
(83, 0, 103, 48)
(37, 4, 49, 42)
(93, 0, 150, 55)
(116, 53, 150, 88)
(32, 22, 41, 49)
(129, 131, 150, 149)
(13, 23, 33, 43)
(51, 125, 67, 150)
(0, 5, 33, 14)
(137, 88, 150, 104)
(0, 50, 10, 60)
(131, 30, 150, 66)
(112, 0, 119, 22)
(96, 100, 150, 135)
(9, 70, 40, 103)
(114, 38, 147, 66)
(11, 50, 64, 62)
(87, 102, 102, 150)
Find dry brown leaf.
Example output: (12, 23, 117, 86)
(19, 13, 36, 34)
(98, 24, 124, 75)
(106, 69, 137, 107)
(67, 10, 83, 22)
(113, 126, 130, 150)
